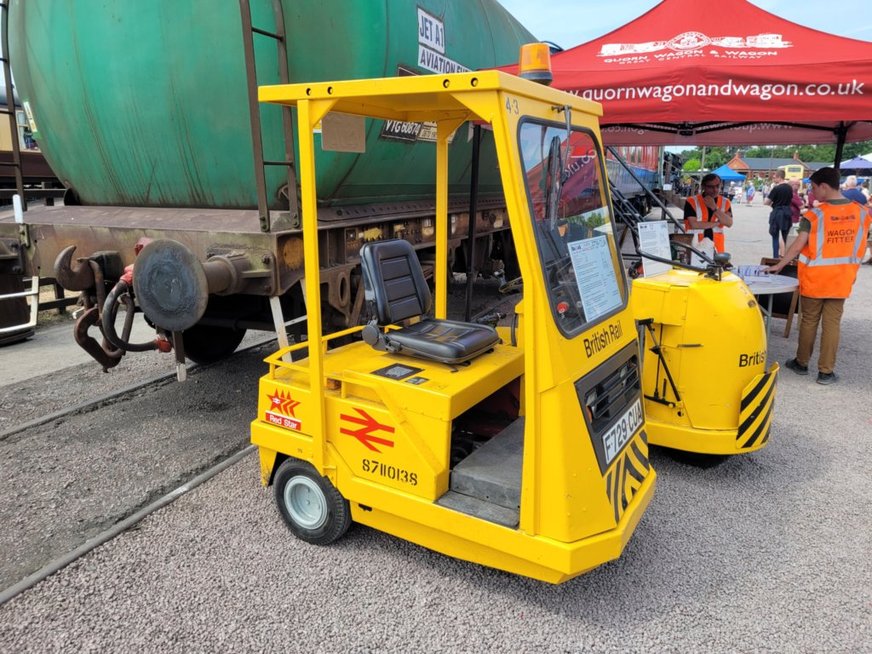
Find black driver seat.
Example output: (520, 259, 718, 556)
(359, 239, 499, 365)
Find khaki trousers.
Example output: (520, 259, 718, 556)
(795, 296, 845, 374)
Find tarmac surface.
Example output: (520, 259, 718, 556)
(0, 200, 870, 651)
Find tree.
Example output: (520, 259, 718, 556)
(678, 149, 698, 160)
(703, 147, 729, 170)
(683, 158, 701, 172)
(721, 141, 872, 164)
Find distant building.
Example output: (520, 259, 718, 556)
(726, 152, 830, 181)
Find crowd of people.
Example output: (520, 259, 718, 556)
(683, 172, 871, 259)
(722, 175, 871, 211)
(679, 167, 872, 386)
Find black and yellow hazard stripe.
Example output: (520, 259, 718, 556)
(736, 368, 777, 449)
(604, 431, 650, 524)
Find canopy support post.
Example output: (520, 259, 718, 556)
(833, 122, 848, 172)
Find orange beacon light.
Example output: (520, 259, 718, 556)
(518, 42, 553, 85)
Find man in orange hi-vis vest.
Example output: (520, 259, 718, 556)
(766, 167, 872, 385)
(683, 173, 734, 253)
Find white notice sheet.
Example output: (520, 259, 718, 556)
(637, 221, 672, 277)
(567, 235, 622, 322)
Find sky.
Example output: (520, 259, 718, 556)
(498, 0, 872, 50)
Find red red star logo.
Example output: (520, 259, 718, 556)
(267, 390, 300, 417)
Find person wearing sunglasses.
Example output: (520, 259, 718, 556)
(683, 173, 734, 253)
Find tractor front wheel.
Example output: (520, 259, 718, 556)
(273, 458, 351, 545)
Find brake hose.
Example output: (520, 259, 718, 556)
(101, 279, 165, 352)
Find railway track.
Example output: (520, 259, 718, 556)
(0, 337, 276, 442)
(0, 447, 255, 607)
(0, 338, 277, 603)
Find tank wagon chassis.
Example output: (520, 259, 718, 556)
(28, 201, 511, 374)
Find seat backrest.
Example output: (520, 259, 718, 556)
(360, 239, 431, 325)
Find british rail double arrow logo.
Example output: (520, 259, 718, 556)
(339, 408, 395, 452)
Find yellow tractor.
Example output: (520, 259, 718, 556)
(250, 71, 655, 583)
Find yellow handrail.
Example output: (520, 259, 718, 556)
(264, 325, 365, 376)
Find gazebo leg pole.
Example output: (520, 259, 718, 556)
(833, 122, 848, 171)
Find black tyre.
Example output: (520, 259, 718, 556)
(273, 458, 351, 545)
(181, 324, 246, 364)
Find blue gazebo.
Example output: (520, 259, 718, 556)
(711, 164, 746, 182)
(839, 156, 872, 173)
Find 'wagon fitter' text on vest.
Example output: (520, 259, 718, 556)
(797, 203, 871, 298)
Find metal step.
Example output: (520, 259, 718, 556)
(0, 274, 38, 338)
(436, 490, 519, 528)
(447, 417, 524, 511)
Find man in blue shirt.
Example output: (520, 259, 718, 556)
(842, 175, 867, 205)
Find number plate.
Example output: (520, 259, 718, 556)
(602, 399, 643, 465)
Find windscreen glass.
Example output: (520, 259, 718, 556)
(519, 120, 626, 336)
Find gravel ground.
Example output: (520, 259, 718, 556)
(0, 202, 870, 651)
(0, 322, 275, 430)
(0, 345, 271, 590)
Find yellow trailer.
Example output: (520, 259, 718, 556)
(632, 267, 778, 456)
(250, 71, 655, 583)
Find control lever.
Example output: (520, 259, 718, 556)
(474, 311, 506, 328)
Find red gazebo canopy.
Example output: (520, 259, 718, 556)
(502, 0, 872, 147)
